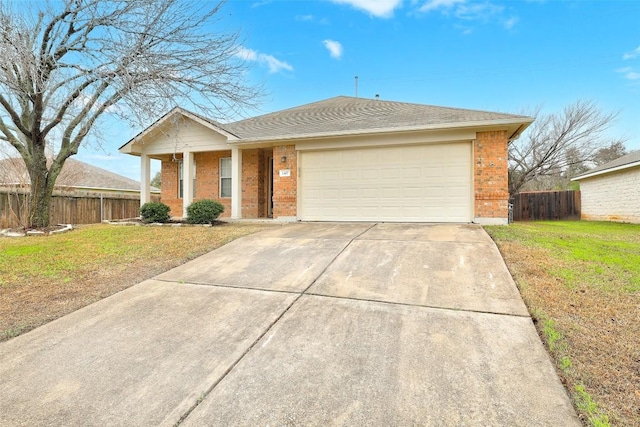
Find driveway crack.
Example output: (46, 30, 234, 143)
(173, 222, 377, 426)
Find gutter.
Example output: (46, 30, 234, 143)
(227, 117, 534, 146)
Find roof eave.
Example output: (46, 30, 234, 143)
(64, 185, 161, 194)
(119, 107, 238, 155)
(572, 161, 640, 181)
(228, 117, 534, 145)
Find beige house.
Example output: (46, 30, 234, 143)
(572, 151, 640, 223)
(119, 96, 533, 224)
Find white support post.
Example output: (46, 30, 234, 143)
(182, 151, 194, 218)
(140, 154, 151, 208)
(231, 147, 242, 219)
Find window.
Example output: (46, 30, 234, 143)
(220, 157, 231, 198)
(178, 160, 196, 199)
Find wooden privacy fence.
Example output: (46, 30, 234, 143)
(0, 191, 158, 228)
(511, 190, 581, 221)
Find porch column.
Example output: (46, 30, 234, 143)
(231, 147, 242, 219)
(140, 153, 151, 207)
(182, 151, 194, 218)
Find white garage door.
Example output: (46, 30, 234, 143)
(299, 142, 472, 222)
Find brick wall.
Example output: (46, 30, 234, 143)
(474, 131, 509, 222)
(160, 160, 181, 217)
(193, 151, 231, 218)
(272, 145, 297, 218)
(258, 149, 272, 218)
(161, 151, 233, 218)
(160, 149, 277, 219)
(579, 167, 640, 223)
(242, 149, 260, 218)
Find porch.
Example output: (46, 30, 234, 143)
(138, 146, 297, 220)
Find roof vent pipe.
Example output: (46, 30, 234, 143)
(355, 76, 358, 98)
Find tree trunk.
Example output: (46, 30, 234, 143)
(27, 156, 55, 228)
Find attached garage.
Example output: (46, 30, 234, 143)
(299, 142, 472, 222)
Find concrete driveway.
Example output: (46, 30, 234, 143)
(0, 223, 581, 426)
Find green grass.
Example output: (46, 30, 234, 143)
(0, 223, 271, 340)
(575, 384, 611, 427)
(488, 221, 640, 292)
(486, 220, 640, 427)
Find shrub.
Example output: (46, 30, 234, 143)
(186, 199, 224, 224)
(140, 202, 171, 223)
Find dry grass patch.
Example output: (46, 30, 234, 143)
(486, 221, 640, 427)
(0, 222, 273, 341)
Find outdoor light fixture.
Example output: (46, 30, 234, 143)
(281, 156, 287, 163)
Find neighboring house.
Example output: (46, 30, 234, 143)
(119, 96, 533, 224)
(0, 158, 160, 197)
(572, 151, 640, 224)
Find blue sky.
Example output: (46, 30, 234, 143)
(77, 0, 640, 180)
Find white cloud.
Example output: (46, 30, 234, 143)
(235, 47, 293, 73)
(251, 0, 272, 8)
(418, 0, 514, 32)
(623, 45, 640, 60)
(331, 0, 403, 18)
(454, 2, 504, 21)
(503, 15, 518, 29)
(419, 0, 465, 13)
(616, 67, 640, 80)
(296, 14, 314, 21)
(262, 55, 294, 73)
(323, 39, 343, 59)
(235, 47, 258, 61)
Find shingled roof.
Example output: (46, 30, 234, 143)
(223, 96, 532, 141)
(0, 158, 157, 193)
(573, 150, 640, 180)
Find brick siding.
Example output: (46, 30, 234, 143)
(474, 131, 509, 221)
(272, 145, 297, 218)
(161, 149, 275, 219)
(159, 134, 509, 222)
(161, 151, 232, 218)
(160, 160, 181, 217)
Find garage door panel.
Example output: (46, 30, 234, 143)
(300, 143, 472, 222)
(341, 170, 358, 180)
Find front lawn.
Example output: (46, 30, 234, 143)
(486, 221, 640, 427)
(0, 223, 271, 341)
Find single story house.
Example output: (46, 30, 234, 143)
(119, 96, 533, 224)
(572, 150, 640, 223)
(0, 158, 160, 197)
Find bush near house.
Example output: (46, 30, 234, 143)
(140, 202, 171, 223)
(186, 199, 225, 224)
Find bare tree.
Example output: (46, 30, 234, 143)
(509, 100, 625, 195)
(0, 0, 261, 227)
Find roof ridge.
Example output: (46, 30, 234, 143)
(227, 96, 531, 127)
(333, 95, 532, 118)
(227, 96, 349, 125)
